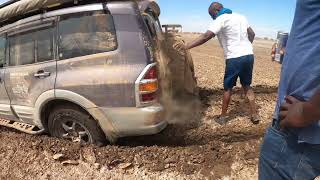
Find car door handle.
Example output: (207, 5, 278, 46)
(34, 71, 51, 78)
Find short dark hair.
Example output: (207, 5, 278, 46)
(209, 2, 223, 13)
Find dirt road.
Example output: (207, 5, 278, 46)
(0, 34, 279, 180)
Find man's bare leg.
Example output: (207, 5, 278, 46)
(243, 86, 259, 123)
(221, 89, 232, 117)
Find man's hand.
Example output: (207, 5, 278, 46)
(247, 27, 255, 43)
(280, 96, 309, 129)
(280, 96, 320, 129)
(173, 42, 186, 51)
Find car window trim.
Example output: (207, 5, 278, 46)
(8, 22, 54, 37)
(5, 59, 57, 69)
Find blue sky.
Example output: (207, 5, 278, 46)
(0, 0, 296, 38)
(158, 0, 297, 38)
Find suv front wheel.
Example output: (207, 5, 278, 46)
(48, 105, 106, 145)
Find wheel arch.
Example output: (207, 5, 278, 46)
(34, 89, 117, 142)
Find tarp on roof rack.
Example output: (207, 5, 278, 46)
(0, 0, 159, 23)
(0, 0, 74, 22)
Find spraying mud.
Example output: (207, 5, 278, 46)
(155, 32, 200, 126)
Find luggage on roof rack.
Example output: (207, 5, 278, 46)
(0, 0, 74, 21)
(0, 0, 159, 25)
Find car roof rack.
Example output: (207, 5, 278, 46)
(0, 0, 160, 27)
(0, 0, 103, 27)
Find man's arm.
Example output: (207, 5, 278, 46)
(185, 31, 215, 50)
(280, 91, 320, 129)
(247, 27, 255, 43)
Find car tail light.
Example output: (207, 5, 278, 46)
(143, 66, 157, 79)
(135, 63, 158, 106)
(141, 92, 157, 102)
(139, 81, 158, 92)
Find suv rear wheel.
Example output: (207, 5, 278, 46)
(48, 105, 106, 145)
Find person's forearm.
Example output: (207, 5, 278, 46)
(186, 35, 209, 50)
(303, 91, 320, 123)
(186, 31, 215, 50)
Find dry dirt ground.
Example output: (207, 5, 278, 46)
(0, 34, 280, 180)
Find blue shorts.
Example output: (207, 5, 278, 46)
(224, 54, 254, 90)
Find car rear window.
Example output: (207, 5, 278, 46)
(58, 11, 117, 60)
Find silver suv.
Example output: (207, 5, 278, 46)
(0, 0, 167, 144)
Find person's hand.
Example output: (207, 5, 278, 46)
(280, 48, 286, 55)
(174, 42, 187, 51)
(271, 43, 276, 61)
(271, 43, 286, 61)
(279, 96, 313, 129)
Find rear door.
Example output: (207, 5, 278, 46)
(4, 19, 57, 124)
(0, 35, 17, 120)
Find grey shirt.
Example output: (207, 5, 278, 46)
(275, 0, 320, 144)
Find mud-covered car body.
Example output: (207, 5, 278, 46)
(0, 0, 168, 143)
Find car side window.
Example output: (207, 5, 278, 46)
(8, 25, 54, 66)
(36, 27, 54, 62)
(0, 36, 6, 68)
(58, 11, 117, 60)
(9, 32, 35, 66)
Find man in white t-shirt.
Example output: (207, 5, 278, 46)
(186, 2, 259, 124)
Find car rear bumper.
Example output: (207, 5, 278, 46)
(99, 104, 167, 137)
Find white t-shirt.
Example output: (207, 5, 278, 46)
(208, 13, 253, 59)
